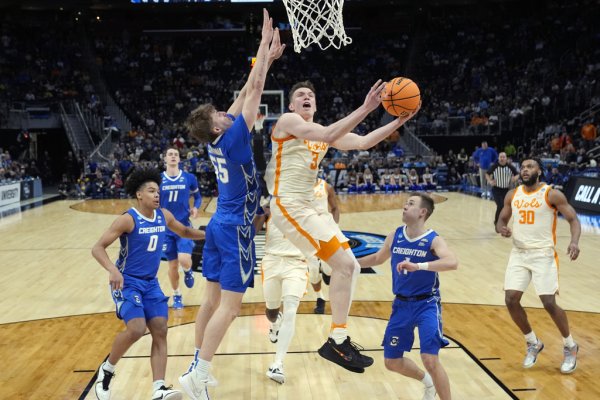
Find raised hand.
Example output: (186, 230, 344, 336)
(261, 8, 274, 44)
(363, 79, 387, 112)
(397, 100, 422, 123)
(268, 28, 286, 63)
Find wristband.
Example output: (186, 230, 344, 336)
(417, 262, 429, 270)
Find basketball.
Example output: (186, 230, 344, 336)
(382, 77, 421, 117)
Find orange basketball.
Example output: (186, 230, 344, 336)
(382, 77, 421, 117)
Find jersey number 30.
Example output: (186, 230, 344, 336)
(210, 155, 229, 183)
(518, 210, 535, 224)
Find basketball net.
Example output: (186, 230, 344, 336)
(282, 0, 352, 53)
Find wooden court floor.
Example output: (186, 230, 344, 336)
(0, 192, 598, 399)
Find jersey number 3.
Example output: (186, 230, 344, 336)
(210, 155, 229, 183)
(518, 210, 535, 224)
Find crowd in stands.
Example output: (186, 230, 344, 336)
(0, 2, 599, 200)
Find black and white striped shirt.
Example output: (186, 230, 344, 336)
(487, 163, 518, 189)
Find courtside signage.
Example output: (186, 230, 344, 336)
(565, 176, 600, 214)
(0, 183, 20, 207)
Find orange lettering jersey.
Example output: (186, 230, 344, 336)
(265, 136, 328, 201)
(511, 184, 557, 249)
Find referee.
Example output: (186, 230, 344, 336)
(486, 152, 518, 225)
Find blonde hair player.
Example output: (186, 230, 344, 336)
(265, 79, 419, 372)
(178, 10, 285, 400)
(308, 176, 338, 314)
(358, 193, 457, 400)
(496, 158, 581, 373)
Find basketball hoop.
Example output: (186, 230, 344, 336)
(282, 0, 352, 53)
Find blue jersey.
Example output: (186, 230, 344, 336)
(390, 226, 440, 297)
(159, 170, 199, 230)
(207, 114, 259, 226)
(116, 208, 167, 279)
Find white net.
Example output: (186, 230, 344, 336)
(282, 0, 352, 53)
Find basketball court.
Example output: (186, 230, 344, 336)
(1, 192, 599, 399)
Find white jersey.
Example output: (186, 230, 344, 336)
(265, 136, 328, 201)
(511, 184, 557, 249)
(313, 178, 329, 214)
(264, 216, 305, 259)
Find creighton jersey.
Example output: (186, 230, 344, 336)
(208, 114, 259, 226)
(116, 208, 167, 278)
(511, 184, 557, 249)
(390, 226, 439, 297)
(266, 136, 328, 201)
(313, 178, 329, 214)
(160, 170, 199, 229)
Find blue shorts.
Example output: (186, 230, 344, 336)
(383, 296, 450, 359)
(162, 232, 195, 261)
(112, 275, 169, 324)
(202, 220, 255, 293)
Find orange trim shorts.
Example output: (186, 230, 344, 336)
(270, 196, 349, 261)
(504, 247, 559, 295)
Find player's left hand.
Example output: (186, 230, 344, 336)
(567, 242, 580, 260)
(260, 8, 274, 44)
(191, 207, 198, 219)
(396, 260, 418, 273)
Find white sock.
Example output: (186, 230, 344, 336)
(524, 331, 538, 345)
(275, 296, 300, 365)
(330, 327, 348, 345)
(563, 335, 576, 348)
(153, 380, 165, 392)
(188, 347, 201, 371)
(315, 290, 325, 300)
(196, 359, 211, 379)
(103, 360, 116, 373)
(173, 289, 182, 296)
(421, 372, 433, 387)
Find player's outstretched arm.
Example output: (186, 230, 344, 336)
(163, 208, 206, 241)
(241, 10, 279, 131)
(91, 214, 134, 291)
(357, 232, 393, 268)
(228, 10, 285, 117)
(496, 189, 514, 236)
(331, 103, 420, 151)
(549, 188, 581, 260)
(276, 80, 387, 143)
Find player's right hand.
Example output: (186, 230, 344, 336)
(363, 79, 387, 112)
(109, 268, 124, 291)
(268, 28, 285, 62)
(498, 226, 512, 237)
(261, 8, 274, 44)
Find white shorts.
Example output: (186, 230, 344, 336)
(504, 247, 559, 295)
(307, 255, 332, 285)
(270, 197, 349, 261)
(261, 254, 308, 309)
